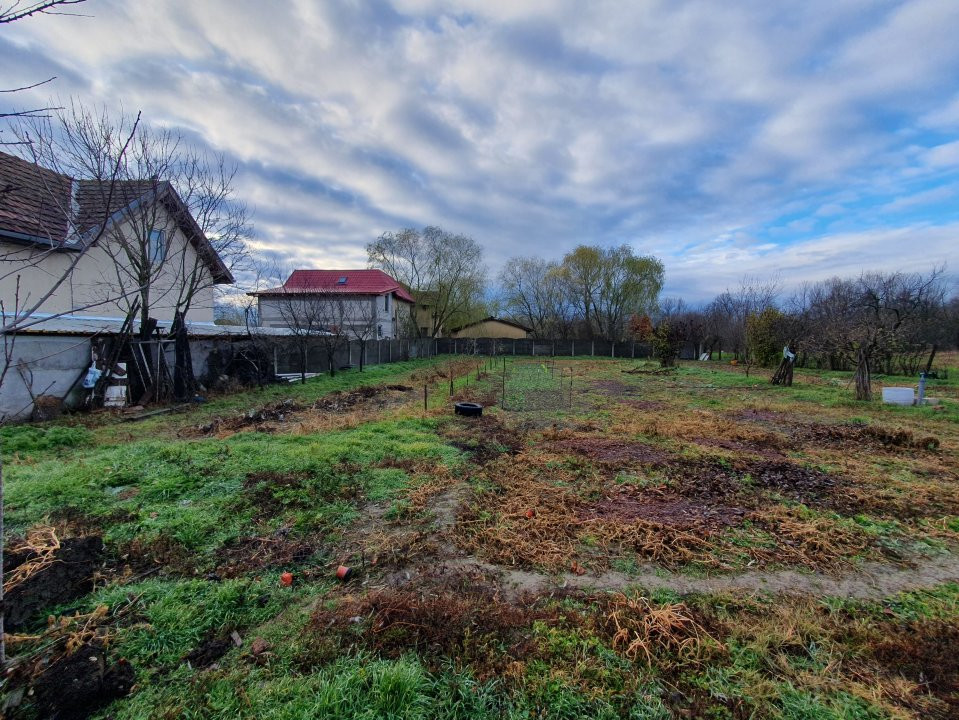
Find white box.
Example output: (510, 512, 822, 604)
(882, 387, 914, 406)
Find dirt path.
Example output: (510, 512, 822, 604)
(432, 553, 959, 600)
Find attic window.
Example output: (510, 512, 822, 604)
(337, 276, 347, 285)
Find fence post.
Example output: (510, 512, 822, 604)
(612, 342, 615, 358)
(571, 340, 574, 357)
(513, 340, 516, 356)
(591, 341, 594, 356)
(273, 346, 278, 376)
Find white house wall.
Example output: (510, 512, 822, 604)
(258, 293, 406, 338)
(0, 204, 219, 327)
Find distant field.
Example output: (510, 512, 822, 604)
(2, 354, 957, 719)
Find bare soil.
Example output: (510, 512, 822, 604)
(4, 536, 105, 631)
(581, 489, 746, 530)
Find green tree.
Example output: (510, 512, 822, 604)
(560, 244, 663, 341)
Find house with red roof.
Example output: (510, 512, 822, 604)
(250, 269, 415, 339)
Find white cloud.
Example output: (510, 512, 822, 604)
(3, 0, 958, 297)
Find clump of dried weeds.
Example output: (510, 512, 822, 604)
(603, 593, 719, 665)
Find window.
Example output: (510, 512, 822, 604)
(420, 327, 428, 336)
(337, 276, 348, 285)
(377, 324, 383, 337)
(148, 229, 166, 265)
(384, 294, 389, 311)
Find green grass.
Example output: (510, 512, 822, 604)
(3, 355, 958, 719)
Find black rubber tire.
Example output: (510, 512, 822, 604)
(454, 402, 483, 417)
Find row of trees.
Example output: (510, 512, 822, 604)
(640, 270, 958, 400)
(498, 245, 664, 341)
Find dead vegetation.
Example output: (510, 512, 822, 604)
(453, 444, 874, 572)
(188, 383, 415, 437)
(603, 593, 718, 665)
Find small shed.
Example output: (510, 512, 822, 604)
(448, 317, 532, 339)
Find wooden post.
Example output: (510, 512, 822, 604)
(424, 384, 428, 412)
(591, 341, 594, 356)
(502, 356, 507, 409)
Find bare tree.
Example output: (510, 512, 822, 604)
(367, 226, 486, 337)
(12, 104, 253, 399)
(0, 0, 92, 667)
(802, 269, 946, 400)
(274, 293, 347, 382)
(706, 276, 780, 362)
(499, 256, 574, 339)
(344, 297, 379, 371)
(0, 0, 85, 24)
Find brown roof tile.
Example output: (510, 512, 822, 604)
(0, 152, 72, 243)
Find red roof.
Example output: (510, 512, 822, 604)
(255, 269, 414, 303)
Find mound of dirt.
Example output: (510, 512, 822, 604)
(184, 635, 235, 669)
(312, 384, 411, 411)
(29, 642, 134, 720)
(4, 536, 105, 631)
(797, 423, 940, 451)
(308, 567, 568, 668)
(197, 398, 301, 434)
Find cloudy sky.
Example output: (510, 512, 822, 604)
(2, 0, 958, 301)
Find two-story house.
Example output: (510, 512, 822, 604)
(251, 269, 414, 339)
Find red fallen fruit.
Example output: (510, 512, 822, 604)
(280, 572, 294, 587)
(525, 509, 536, 519)
(336, 565, 353, 581)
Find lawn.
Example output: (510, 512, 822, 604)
(1, 354, 958, 719)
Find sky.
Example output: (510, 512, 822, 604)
(2, 0, 958, 302)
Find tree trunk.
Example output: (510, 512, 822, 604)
(1, 442, 6, 666)
(855, 347, 872, 401)
(924, 344, 938, 375)
(171, 312, 194, 400)
(771, 357, 794, 386)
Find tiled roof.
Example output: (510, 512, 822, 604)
(0, 152, 72, 243)
(255, 269, 415, 303)
(0, 151, 233, 283)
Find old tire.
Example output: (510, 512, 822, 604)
(454, 402, 483, 417)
